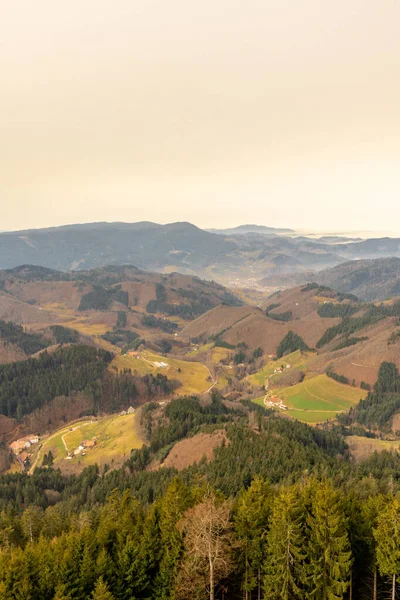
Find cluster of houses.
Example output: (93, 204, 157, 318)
(266, 396, 288, 410)
(10, 434, 40, 455)
(273, 364, 291, 374)
(10, 434, 40, 467)
(120, 406, 136, 416)
(66, 438, 97, 460)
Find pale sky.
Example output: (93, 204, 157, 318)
(1, 0, 400, 233)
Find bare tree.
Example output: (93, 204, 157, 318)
(176, 492, 234, 600)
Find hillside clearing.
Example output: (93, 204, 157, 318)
(347, 436, 400, 462)
(111, 351, 211, 395)
(31, 413, 142, 473)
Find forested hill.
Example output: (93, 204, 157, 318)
(315, 257, 400, 301)
(340, 361, 400, 431)
(2, 221, 400, 283)
(0, 263, 242, 319)
(0, 345, 175, 421)
(0, 394, 400, 598)
(0, 320, 50, 355)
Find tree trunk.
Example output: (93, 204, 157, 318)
(258, 566, 261, 600)
(244, 541, 248, 600)
(349, 572, 352, 600)
(392, 572, 396, 600)
(373, 566, 377, 600)
(210, 557, 214, 600)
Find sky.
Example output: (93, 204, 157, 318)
(1, 0, 400, 234)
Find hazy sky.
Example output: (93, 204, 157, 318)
(1, 0, 400, 233)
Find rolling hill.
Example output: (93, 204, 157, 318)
(2, 221, 400, 286)
(315, 257, 400, 301)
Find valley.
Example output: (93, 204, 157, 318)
(2, 249, 400, 599)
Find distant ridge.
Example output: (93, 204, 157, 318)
(315, 257, 400, 301)
(207, 224, 295, 235)
(1, 221, 400, 284)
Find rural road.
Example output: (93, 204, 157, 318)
(29, 421, 90, 474)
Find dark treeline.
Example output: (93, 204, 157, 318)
(1, 394, 400, 598)
(0, 346, 112, 419)
(0, 345, 175, 421)
(276, 331, 308, 358)
(317, 301, 400, 349)
(101, 329, 139, 346)
(146, 298, 215, 320)
(0, 320, 50, 355)
(79, 286, 129, 311)
(267, 310, 293, 322)
(146, 284, 241, 320)
(317, 302, 360, 319)
(49, 325, 80, 345)
(340, 361, 400, 431)
(141, 314, 178, 334)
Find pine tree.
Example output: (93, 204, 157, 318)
(307, 481, 351, 600)
(264, 486, 307, 599)
(373, 496, 400, 600)
(92, 577, 115, 600)
(235, 477, 272, 600)
(154, 478, 193, 599)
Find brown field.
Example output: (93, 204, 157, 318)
(161, 429, 228, 470)
(347, 436, 400, 462)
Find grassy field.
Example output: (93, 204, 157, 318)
(215, 367, 232, 390)
(187, 343, 213, 357)
(111, 351, 211, 395)
(248, 350, 309, 387)
(111, 353, 154, 375)
(32, 413, 142, 471)
(346, 436, 400, 462)
(280, 374, 367, 412)
(211, 346, 232, 364)
(250, 372, 368, 424)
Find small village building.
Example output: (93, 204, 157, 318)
(10, 440, 30, 455)
(82, 439, 96, 448)
(18, 452, 30, 465)
(127, 406, 135, 414)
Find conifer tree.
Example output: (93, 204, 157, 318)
(235, 477, 272, 600)
(154, 478, 193, 598)
(373, 496, 400, 600)
(92, 577, 115, 600)
(306, 481, 351, 600)
(264, 486, 306, 599)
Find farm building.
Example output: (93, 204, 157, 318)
(82, 439, 96, 448)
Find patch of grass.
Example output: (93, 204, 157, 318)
(144, 351, 211, 395)
(211, 346, 231, 363)
(347, 436, 400, 462)
(111, 354, 154, 375)
(187, 343, 213, 357)
(251, 396, 266, 407)
(34, 414, 142, 470)
(247, 350, 308, 387)
(112, 351, 211, 395)
(288, 410, 339, 424)
(215, 369, 232, 390)
(280, 374, 367, 413)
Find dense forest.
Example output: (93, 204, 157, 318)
(78, 286, 129, 311)
(0, 392, 400, 598)
(0, 345, 174, 420)
(0, 320, 50, 355)
(146, 284, 241, 320)
(340, 362, 400, 431)
(276, 331, 309, 358)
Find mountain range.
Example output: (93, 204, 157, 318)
(2, 222, 400, 289)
